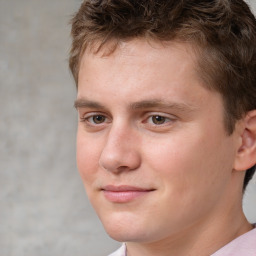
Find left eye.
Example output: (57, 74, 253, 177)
(88, 115, 106, 124)
(148, 115, 170, 125)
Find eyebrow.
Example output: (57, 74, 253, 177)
(129, 99, 196, 112)
(74, 98, 197, 113)
(74, 99, 105, 109)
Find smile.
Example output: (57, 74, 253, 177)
(101, 185, 155, 203)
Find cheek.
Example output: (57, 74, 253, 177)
(143, 134, 199, 176)
(143, 129, 232, 194)
(141, 133, 234, 229)
(76, 133, 101, 183)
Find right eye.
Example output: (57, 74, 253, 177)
(81, 114, 107, 125)
(88, 115, 106, 124)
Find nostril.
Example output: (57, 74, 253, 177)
(117, 166, 131, 172)
(99, 162, 129, 173)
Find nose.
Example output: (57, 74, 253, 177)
(99, 124, 141, 173)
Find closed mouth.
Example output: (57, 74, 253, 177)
(101, 185, 156, 203)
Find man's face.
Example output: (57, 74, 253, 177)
(76, 40, 240, 243)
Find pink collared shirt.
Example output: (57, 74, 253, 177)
(108, 227, 256, 256)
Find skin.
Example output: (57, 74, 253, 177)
(75, 40, 253, 256)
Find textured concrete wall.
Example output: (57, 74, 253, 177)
(0, 1, 255, 256)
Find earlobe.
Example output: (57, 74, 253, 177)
(234, 110, 256, 171)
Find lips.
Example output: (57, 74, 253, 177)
(101, 185, 155, 203)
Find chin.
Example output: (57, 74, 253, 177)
(99, 211, 150, 242)
(105, 226, 150, 243)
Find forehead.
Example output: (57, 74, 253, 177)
(78, 39, 208, 101)
(81, 39, 198, 65)
(78, 39, 202, 88)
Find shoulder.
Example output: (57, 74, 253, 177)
(211, 226, 256, 256)
(108, 244, 126, 256)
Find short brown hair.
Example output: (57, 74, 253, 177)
(69, 0, 256, 189)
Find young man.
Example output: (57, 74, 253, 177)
(69, 0, 256, 255)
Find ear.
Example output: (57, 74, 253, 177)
(234, 110, 256, 171)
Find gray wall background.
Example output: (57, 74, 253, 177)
(0, 1, 255, 256)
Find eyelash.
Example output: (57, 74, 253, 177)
(80, 114, 109, 125)
(146, 115, 173, 126)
